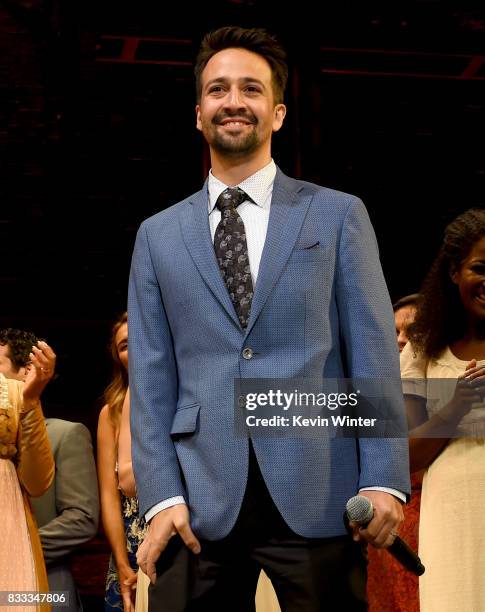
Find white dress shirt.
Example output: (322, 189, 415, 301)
(145, 160, 405, 522)
(208, 159, 276, 285)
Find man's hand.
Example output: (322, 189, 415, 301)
(349, 491, 404, 549)
(136, 504, 201, 584)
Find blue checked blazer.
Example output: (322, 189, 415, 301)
(128, 167, 411, 540)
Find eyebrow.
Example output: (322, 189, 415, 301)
(205, 77, 266, 89)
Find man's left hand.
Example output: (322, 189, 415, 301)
(349, 490, 404, 549)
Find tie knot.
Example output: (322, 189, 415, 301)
(215, 187, 248, 211)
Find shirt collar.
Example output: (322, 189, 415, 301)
(207, 160, 276, 214)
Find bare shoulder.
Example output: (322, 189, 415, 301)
(97, 404, 116, 439)
(98, 403, 111, 423)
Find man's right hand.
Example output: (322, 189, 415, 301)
(136, 504, 201, 584)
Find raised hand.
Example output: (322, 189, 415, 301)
(23, 341, 56, 404)
(446, 359, 485, 420)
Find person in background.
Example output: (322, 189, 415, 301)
(30, 394, 99, 608)
(32, 419, 99, 612)
(97, 313, 146, 612)
(117, 389, 148, 612)
(0, 327, 100, 612)
(393, 294, 420, 353)
(367, 296, 421, 612)
(402, 208, 485, 611)
(117, 388, 135, 498)
(0, 328, 55, 611)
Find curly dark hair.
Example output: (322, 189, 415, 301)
(0, 327, 39, 370)
(194, 26, 288, 104)
(408, 208, 485, 358)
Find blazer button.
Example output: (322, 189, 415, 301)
(242, 347, 253, 360)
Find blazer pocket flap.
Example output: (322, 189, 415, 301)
(170, 403, 200, 436)
(294, 240, 320, 250)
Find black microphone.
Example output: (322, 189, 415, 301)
(345, 495, 425, 576)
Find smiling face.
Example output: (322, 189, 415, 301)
(195, 47, 286, 162)
(451, 235, 485, 323)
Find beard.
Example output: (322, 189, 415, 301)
(211, 129, 259, 157)
(204, 111, 260, 157)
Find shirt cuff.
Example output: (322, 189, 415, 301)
(359, 487, 406, 503)
(145, 496, 186, 523)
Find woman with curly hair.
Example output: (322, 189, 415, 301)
(401, 208, 485, 611)
(97, 313, 146, 612)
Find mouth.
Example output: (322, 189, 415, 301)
(218, 119, 254, 128)
(216, 121, 255, 137)
(214, 114, 256, 128)
(473, 284, 485, 306)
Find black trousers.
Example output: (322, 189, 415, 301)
(149, 445, 367, 612)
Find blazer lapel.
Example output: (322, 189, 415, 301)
(246, 169, 313, 335)
(180, 183, 242, 329)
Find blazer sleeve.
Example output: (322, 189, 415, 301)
(38, 422, 99, 565)
(128, 221, 186, 518)
(335, 198, 411, 497)
(17, 402, 55, 497)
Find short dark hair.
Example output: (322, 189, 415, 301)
(195, 26, 288, 104)
(392, 294, 420, 312)
(0, 328, 39, 370)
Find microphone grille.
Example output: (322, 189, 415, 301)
(346, 495, 374, 524)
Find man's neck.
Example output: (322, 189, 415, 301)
(210, 150, 272, 186)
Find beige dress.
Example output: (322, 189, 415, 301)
(255, 571, 280, 612)
(134, 569, 148, 612)
(401, 344, 485, 612)
(0, 374, 54, 612)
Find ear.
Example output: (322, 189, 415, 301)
(272, 103, 287, 133)
(449, 264, 459, 284)
(10, 365, 28, 382)
(195, 105, 202, 132)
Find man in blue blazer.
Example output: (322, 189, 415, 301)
(129, 26, 410, 611)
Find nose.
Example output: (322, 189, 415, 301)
(397, 329, 408, 352)
(224, 86, 246, 111)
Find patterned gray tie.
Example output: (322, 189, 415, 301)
(214, 187, 254, 328)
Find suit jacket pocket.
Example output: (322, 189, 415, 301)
(293, 240, 320, 250)
(170, 403, 200, 437)
(288, 245, 328, 264)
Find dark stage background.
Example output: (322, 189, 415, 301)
(1, 1, 484, 606)
(1, 0, 485, 476)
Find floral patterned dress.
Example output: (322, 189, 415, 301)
(104, 493, 147, 610)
